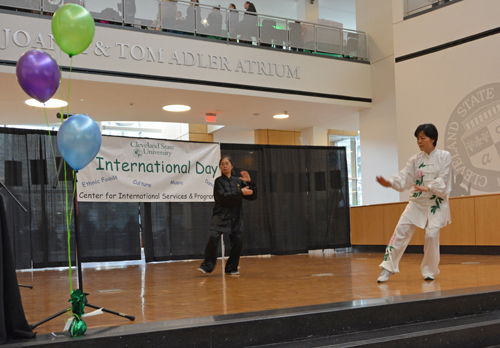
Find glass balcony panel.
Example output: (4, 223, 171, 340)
(197, 5, 226, 38)
(301, 23, 316, 51)
(0, 0, 40, 11)
(174, 1, 194, 33)
(356, 32, 368, 59)
(42, 0, 69, 13)
(2, 0, 368, 60)
(288, 21, 313, 51)
(124, 0, 157, 28)
(316, 26, 342, 55)
(227, 8, 239, 40)
(158, 0, 181, 31)
(237, 11, 258, 44)
(405, 0, 437, 16)
(86, 0, 123, 23)
(260, 16, 286, 48)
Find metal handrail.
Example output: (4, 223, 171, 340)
(0, 0, 369, 60)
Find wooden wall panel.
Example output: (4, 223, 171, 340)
(254, 129, 268, 145)
(294, 131, 301, 145)
(475, 195, 500, 245)
(189, 124, 208, 134)
(440, 197, 475, 245)
(188, 133, 213, 142)
(350, 205, 385, 245)
(351, 194, 495, 247)
(254, 130, 301, 146)
(268, 130, 296, 145)
(382, 203, 406, 243)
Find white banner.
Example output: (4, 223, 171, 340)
(77, 136, 220, 202)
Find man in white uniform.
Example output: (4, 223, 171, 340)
(376, 124, 452, 283)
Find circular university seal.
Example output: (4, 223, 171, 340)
(133, 148, 143, 158)
(444, 83, 500, 193)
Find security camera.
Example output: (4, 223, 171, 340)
(310, 0, 314, 3)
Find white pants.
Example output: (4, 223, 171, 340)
(379, 222, 440, 277)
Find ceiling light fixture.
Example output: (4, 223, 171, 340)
(273, 111, 289, 119)
(163, 105, 191, 112)
(25, 98, 68, 108)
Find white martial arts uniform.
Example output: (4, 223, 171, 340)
(379, 148, 452, 277)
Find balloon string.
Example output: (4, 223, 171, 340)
(43, 107, 58, 180)
(58, 49, 65, 126)
(64, 159, 73, 292)
(66, 56, 73, 117)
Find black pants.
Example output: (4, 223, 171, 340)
(201, 230, 242, 273)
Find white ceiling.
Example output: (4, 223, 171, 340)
(1, 71, 365, 131)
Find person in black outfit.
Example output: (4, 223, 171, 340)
(198, 155, 257, 275)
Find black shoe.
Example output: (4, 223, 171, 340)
(225, 270, 240, 276)
(198, 265, 212, 274)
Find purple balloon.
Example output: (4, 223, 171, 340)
(16, 50, 60, 103)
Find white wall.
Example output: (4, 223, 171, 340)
(394, 0, 500, 57)
(301, 126, 328, 146)
(356, 0, 399, 204)
(393, 0, 500, 196)
(212, 126, 255, 144)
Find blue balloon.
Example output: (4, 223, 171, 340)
(57, 115, 102, 171)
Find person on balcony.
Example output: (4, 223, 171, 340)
(228, 3, 239, 40)
(238, 1, 257, 44)
(153, 0, 178, 32)
(376, 124, 452, 283)
(206, 6, 223, 37)
(186, 0, 202, 33)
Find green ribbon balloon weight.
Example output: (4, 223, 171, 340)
(68, 289, 87, 337)
(52, 4, 95, 57)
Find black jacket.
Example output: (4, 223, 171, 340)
(210, 175, 257, 233)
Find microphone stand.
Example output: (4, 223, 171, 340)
(0, 181, 33, 289)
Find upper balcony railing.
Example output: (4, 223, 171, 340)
(404, 0, 460, 18)
(0, 0, 368, 61)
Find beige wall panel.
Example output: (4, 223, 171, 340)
(350, 205, 385, 245)
(189, 133, 214, 142)
(440, 198, 475, 246)
(254, 130, 269, 145)
(475, 195, 500, 245)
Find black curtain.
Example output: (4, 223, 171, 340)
(141, 144, 351, 261)
(1, 128, 350, 268)
(0, 128, 142, 269)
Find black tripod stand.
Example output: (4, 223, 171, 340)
(29, 169, 135, 330)
(0, 181, 33, 290)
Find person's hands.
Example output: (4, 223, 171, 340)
(240, 170, 251, 182)
(376, 176, 391, 188)
(241, 187, 253, 196)
(413, 184, 430, 192)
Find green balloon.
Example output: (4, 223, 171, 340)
(52, 4, 95, 57)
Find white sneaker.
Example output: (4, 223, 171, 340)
(424, 276, 434, 281)
(377, 269, 394, 283)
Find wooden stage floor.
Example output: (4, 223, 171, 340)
(17, 251, 500, 336)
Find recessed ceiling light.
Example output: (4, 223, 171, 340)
(25, 98, 68, 108)
(163, 105, 191, 112)
(273, 111, 289, 119)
